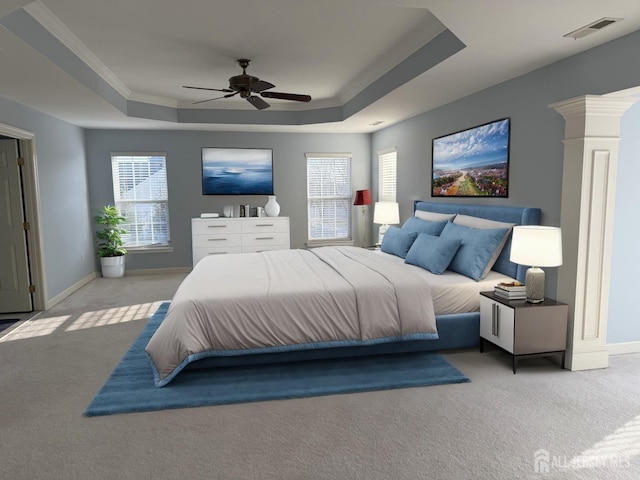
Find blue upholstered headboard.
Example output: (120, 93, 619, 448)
(413, 201, 541, 283)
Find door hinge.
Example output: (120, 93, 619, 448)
(29, 285, 36, 294)
(17, 157, 25, 166)
(23, 221, 30, 231)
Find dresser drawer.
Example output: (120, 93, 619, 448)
(242, 244, 289, 253)
(192, 233, 242, 248)
(193, 246, 243, 265)
(242, 231, 290, 247)
(192, 219, 241, 235)
(242, 217, 289, 233)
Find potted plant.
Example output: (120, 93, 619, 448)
(94, 205, 128, 278)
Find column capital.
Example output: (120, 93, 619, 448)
(550, 95, 636, 139)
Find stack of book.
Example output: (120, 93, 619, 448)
(494, 282, 527, 301)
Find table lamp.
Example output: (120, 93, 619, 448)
(510, 226, 563, 303)
(353, 189, 372, 247)
(373, 201, 400, 245)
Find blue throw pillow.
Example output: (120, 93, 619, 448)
(381, 226, 418, 258)
(439, 222, 510, 281)
(401, 217, 448, 236)
(405, 233, 462, 275)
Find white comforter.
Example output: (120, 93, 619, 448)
(145, 246, 437, 386)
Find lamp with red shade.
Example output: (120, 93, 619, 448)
(353, 189, 372, 247)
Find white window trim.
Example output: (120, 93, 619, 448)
(110, 152, 171, 248)
(378, 147, 397, 203)
(305, 152, 353, 243)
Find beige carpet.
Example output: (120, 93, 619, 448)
(0, 273, 638, 480)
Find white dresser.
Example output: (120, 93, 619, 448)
(191, 217, 290, 266)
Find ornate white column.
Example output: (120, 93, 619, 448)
(550, 95, 635, 371)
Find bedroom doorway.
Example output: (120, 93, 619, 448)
(0, 138, 31, 312)
(0, 123, 45, 312)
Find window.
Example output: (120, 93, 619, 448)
(306, 153, 352, 243)
(378, 148, 397, 202)
(110, 153, 170, 248)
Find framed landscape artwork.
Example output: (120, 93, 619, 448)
(201, 147, 274, 195)
(432, 118, 510, 197)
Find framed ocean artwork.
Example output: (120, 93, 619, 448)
(201, 147, 273, 195)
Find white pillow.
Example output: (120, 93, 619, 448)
(415, 210, 456, 222)
(453, 214, 515, 278)
(453, 214, 515, 230)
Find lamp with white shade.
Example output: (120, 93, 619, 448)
(373, 201, 400, 245)
(509, 226, 563, 303)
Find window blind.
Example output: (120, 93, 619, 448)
(306, 154, 352, 241)
(111, 153, 170, 247)
(378, 148, 397, 202)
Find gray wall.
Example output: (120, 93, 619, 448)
(608, 101, 640, 343)
(372, 29, 640, 343)
(85, 130, 371, 270)
(0, 96, 94, 301)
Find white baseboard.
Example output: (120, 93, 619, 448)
(124, 267, 191, 276)
(45, 272, 97, 310)
(608, 341, 640, 356)
(565, 346, 609, 371)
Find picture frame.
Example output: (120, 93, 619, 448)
(431, 118, 510, 197)
(201, 147, 274, 195)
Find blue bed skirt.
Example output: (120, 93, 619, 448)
(186, 312, 479, 370)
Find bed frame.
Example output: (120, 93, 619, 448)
(188, 202, 541, 370)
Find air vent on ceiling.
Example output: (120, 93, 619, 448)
(564, 17, 623, 39)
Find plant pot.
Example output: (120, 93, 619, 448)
(100, 256, 126, 278)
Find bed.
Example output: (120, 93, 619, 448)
(146, 202, 540, 387)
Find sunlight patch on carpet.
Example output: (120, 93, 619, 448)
(66, 301, 164, 331)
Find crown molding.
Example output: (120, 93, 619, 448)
(339, 12, 445, 104)
(23, 1, 131, 99)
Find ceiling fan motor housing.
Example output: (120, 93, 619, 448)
(229, 74, 259, 93)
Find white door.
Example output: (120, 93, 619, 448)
(0, 139, 32, 312)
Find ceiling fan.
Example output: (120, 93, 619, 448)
(183, 58, 312, 110)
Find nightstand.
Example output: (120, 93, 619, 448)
(479, 291, 568, 373)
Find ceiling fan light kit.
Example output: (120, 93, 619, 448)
(183, 59, 312, 110)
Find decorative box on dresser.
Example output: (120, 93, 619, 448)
(191, 217, 290, 267)
(479, 291, 568, 373)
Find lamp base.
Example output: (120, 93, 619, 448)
(378, 224, 390, 245)
(525, 267, 545, 303)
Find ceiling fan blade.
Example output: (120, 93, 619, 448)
(192, 92, 239, 105)
(247, 95, 270, 110)
(183, 85, 234, 93)
(260, 91, 311, 102)
(250, 80, 275, 93)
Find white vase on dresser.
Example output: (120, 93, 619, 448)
(264, 195, 280, 217)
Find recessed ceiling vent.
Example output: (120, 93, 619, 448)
(564, 17, 623, 39)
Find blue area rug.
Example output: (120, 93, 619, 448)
(84, 302, 470, 417)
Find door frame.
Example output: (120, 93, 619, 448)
(0, 123, 46, 311)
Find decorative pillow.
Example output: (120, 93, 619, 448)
(453, 214, 515, 276)
(402, 217, 448, 236)
(440, 222, 510, 281)
(405, 233, 462, 275)
(414, 210, 456, 222)
(380, 226, 418, 258)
